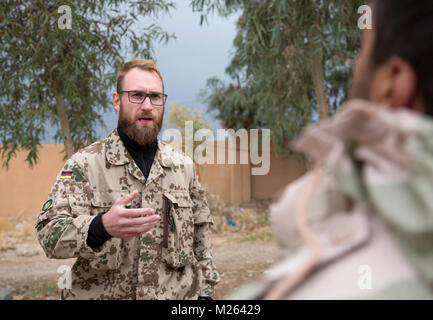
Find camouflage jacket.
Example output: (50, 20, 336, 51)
(229, 100, 433, 300)
(36, 128, 220, 300)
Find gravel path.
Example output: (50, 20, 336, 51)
(0, 233, 277, 299)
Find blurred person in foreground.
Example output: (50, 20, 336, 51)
(36, 59, 219, 300)
(230, 0, 433, 299)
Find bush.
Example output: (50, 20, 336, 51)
(207, 193, 270, 234)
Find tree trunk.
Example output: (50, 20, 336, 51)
(311, 55, 330, 120)
(55, 91, 74, 159)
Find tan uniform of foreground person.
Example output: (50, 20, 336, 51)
(230, 0, 433, 300)
(36, 59, 219, 300)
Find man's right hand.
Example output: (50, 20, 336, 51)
(102, 190, 161, 239)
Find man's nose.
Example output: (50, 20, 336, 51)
(140, 96, 154, 110)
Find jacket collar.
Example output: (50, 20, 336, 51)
(105, 128, 130, 165)
(105, 128, 175, 168)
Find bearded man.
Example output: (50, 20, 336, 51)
(36, 59, 219, 300)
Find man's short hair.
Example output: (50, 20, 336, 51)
(372, 0, 433, 115)
(116, 58, 164, 93)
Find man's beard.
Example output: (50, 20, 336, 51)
(117, 102, 163, 146)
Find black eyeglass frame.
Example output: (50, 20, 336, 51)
(118, 90, 168, 106)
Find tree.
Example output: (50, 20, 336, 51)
(167, 102, 211, 154)
(167, 102, 211, 180)
(191, 0, 364, 155)
(0, 0, 175, 168)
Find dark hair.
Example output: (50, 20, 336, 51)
(372, 0, 433, 115)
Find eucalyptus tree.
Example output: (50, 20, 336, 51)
(191, 0, 364, 154)
(0, 0, 174, 167)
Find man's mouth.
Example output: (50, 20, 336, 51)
(137, 116, 153, 124)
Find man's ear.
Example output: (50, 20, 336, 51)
(371, 56, 418, 110)
(388, 56, 418, 109)
(113, 92, 120, 112)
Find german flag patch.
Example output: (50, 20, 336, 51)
(60, 171, 73, 179)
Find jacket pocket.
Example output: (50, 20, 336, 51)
(75, 191, 128, 270)
(161, 191, 195, 269)
(89, 190, 134, 215)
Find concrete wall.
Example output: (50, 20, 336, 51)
(197, 141, 307, 204)
(0, 144, 66, 218)
(251, 153, 306, 201)
(0, 142, 306, 217)
(198, 141, 252, 204)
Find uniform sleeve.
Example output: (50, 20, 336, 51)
(189, 168, 220, 297)
(35, 157, 114, 261)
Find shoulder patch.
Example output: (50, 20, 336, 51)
(42, 199, 53, 212)
(71, 163, 85, 182)
(60, 171, 73, 179)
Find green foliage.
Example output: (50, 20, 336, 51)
(16, 285, 59, 299)
(192, 0, 364, 155)
(0, 0, 175, 168)
(167, 102, 211, 154)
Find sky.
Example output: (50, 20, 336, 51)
(86, 1, 240, 142)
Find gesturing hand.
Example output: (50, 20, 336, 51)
(102, 190, 161, 239)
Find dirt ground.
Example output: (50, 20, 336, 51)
(211, 231, 277, 299)
(0, 199, 277, 300)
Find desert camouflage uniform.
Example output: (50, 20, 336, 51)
(36, 128, 220, 300)
(229, 100, 433, 300)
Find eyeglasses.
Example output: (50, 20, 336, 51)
(118, 90, 168, 106)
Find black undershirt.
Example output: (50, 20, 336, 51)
(86, 126, 157, 249)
